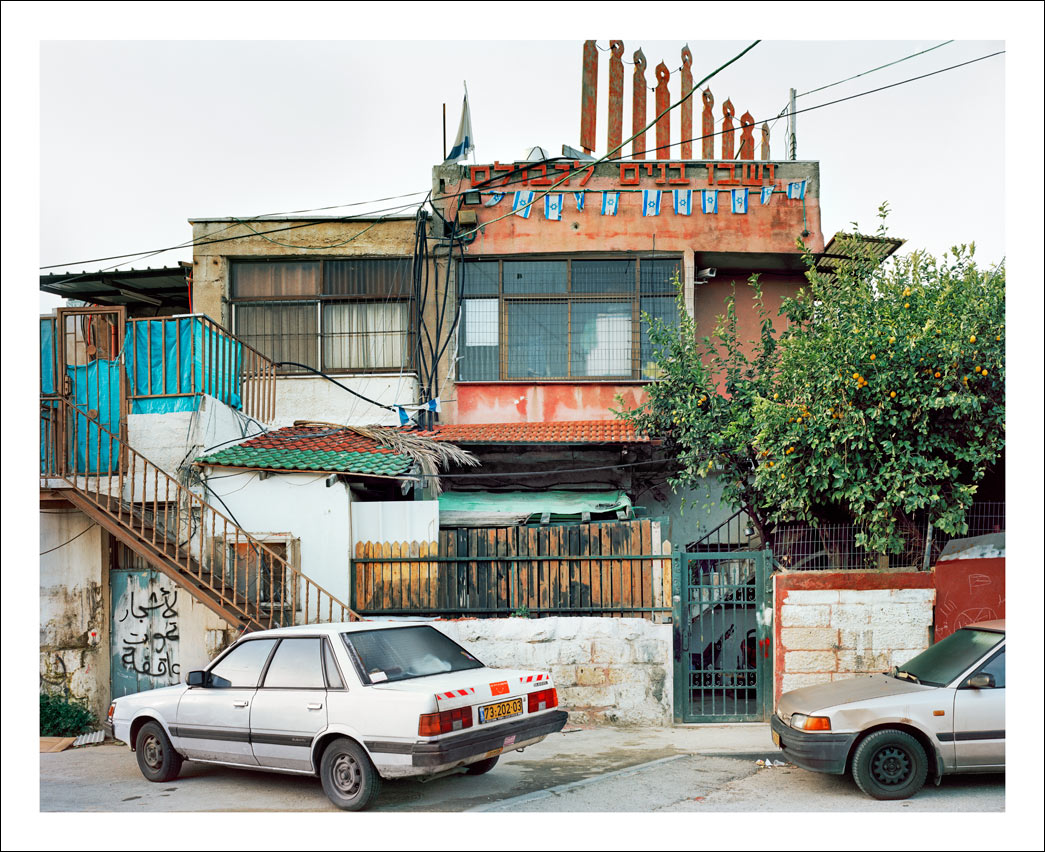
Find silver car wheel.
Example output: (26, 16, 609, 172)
(141, 733, 164, 770)
(331, 752, 362, 797)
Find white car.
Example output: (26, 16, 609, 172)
(771, 620, 1005, 799)
(105, 622, 568, 810)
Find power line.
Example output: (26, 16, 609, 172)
(39, 197, 427, 271)
(450, 40, 763, 239)
(434, 459, 672, 480)
(40, 523, 98, 555)
(796, 40, 954, 98)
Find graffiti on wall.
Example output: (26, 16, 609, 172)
(111, 571, 181, 694)
(934, 561, 1006, 642)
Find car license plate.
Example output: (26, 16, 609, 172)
(479, 697, 523, 724)
(772, 730, 781, 747)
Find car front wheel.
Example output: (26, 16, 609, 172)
(320, 738, 382, 811)
(135, 721, 183, 783)
(852, 729, 928, 800)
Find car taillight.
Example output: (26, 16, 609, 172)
(528, 687, 558, 713)
(107, 702, 116, 722)
(418, 706, 474, 737)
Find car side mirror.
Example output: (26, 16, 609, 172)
(186, 670, 208, 687)
(965, 672, 995, 689)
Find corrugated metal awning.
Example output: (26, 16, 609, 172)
(40, 264, 191, 309)
(438, 489, 632, 527)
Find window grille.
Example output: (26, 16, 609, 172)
(230, 258, 413, 374)
(458, 256, 680, 381)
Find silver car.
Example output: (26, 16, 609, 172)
(771, 620, 1005, 799)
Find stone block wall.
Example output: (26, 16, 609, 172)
(773, 572, 935, 707)
(433, 617, 672, 726)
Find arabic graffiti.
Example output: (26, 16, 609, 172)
(113, 573, 181, 685)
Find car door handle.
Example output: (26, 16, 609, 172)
(232, 700, 249, 708)
(307, 703, 323, 711)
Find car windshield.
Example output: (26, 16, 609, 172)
(342, 626, 484, 685)
(891, 628, 1003, 687)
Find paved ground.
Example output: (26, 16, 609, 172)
(39, 723, 1004, 814)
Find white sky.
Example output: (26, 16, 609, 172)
(4, 3, 1044, 849)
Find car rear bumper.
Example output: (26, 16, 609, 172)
(367, 710, 569, 771)
(771, 714, 857, 775)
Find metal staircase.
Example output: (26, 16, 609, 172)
(41, 397, 359, 631)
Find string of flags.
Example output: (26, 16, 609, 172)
(393, 398, 440, 426)
(500, 181, 807, 220)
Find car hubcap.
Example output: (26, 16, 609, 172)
(332, 753, 361, 797)
(143, 735, 163, 770)
(871, 746, 911, 785)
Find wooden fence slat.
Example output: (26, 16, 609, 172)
(579, 523, 591, 610)
(538, 526, 550, 614)
(527, 526, 539, 612)
(496, 527, 509, 610)
(409, 540, 420, 610)
(640, 519, 653, 616)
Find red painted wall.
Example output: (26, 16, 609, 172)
(932, 557, 1005, 641)
(456, 382, 647, 424)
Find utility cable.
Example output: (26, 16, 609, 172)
(796, 40, 954, 98)
(449, 40, 763, 239)
(273, 362, 395, 410)
(40, 523, 98, 555)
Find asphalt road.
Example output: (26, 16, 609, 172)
(39, 725, 1004, 814)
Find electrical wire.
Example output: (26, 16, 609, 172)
(436, 458, 676, 478)
(447, 40, 763, 239)
(274, 362, 395, 411)
(40, 523, 98, 555)
(796, 40, 954, 98)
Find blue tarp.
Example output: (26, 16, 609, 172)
(127, 317, 242, 414)
(67, 359, 123, 473)
(40, 320, 57, 473)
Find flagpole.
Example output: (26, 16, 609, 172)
(463, 81, 476, 164)
(442, 103, 446, 161)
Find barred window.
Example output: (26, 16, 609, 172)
(458, 257, 680, 381)
(231, 258, 413, 374)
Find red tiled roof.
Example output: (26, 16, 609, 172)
(416, 420, 649, 444)
(233, 425, 399, 455)
(196, 425, 413, 476)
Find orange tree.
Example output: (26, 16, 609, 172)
(755, 228, 1005, 554)
(620, 217, 1004, 556)
(618, 272, 782, 547)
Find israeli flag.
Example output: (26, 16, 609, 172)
(601, 191, 620, 216)
(731, 189, 749, 214)
(445, 92, 474, 164)
(484, 192, 505, 207)
(512, 190, 535, 218)
(672, 189, 692, 216)
(573, 192, 585, 211)
(760, 186, 775, 205)
(545, 193, 564, 221)
(419, 398, 440, 414)
(701, 189, 718, 214)
(394, 406, 410, 426)
(787, 180, 807, 200)
(642, 190, 662, 217)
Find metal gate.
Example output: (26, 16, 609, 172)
(672, 550, 772, 722)
(110, 543, 182, 698)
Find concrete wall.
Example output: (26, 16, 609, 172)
(772, 572, 935, 707)
(128, 394, 255, 478)
(271, 374, 417, 428)
(40, 511, 110, 721)
(202, 469, 354, 604)
(433, 617, 672, 726)
(190, 218, 417, 328)
(41, 510, 237, 721)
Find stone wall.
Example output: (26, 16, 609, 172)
(773, 572, 935, 707)
(433, 617, 672, 726)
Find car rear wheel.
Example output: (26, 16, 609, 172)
(464, 754, 500, 776)
(852, 729, 928, 800)
(320, 738, 382, 811)
(135, 721, 183, 783)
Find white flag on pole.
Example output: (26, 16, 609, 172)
(445, 89, 474, 163)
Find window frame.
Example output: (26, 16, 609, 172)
(229, 256, 416, 376)
(456, 253, 682, 383)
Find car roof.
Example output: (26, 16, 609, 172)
(239, 620, 438, 639)
(964, 619, 1005, 633)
